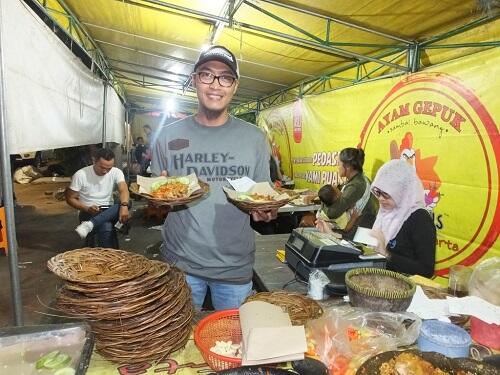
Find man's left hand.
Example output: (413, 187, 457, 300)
(251, 209, 278, 222)
(119, 205, 130, 223)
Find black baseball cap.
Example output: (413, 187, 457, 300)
(193, 45, 239, 78)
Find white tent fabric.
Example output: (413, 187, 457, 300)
(1, 0, 124, 154)
(104, 85, 125, 144)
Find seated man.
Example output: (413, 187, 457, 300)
(65, 148, 130, 248)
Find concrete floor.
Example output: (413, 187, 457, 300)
(0, 181, 164, 327)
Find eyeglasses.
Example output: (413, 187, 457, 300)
(372, 187, 391, 200)
(195, 71, 236, 87)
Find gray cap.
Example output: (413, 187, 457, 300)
(193, 45, 239, 78)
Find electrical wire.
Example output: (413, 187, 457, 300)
(282, 258, 308, 289)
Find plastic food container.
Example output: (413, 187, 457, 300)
(470, 316, 500, 350)
(417, 320, 471, 358)
(0, 322, 94, 375)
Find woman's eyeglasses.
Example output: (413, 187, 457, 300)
(195, 71, 236, 87)
(372, 187, 391, 200)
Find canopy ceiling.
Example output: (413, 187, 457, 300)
(36, 0, 499, 113)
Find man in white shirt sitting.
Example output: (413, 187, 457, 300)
(65, 148, 130, 248)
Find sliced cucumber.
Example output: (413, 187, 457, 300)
(35, 351, 71, 370)
(35, 351, 60, 369)
(44, 353, 70, 369)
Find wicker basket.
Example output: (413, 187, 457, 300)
(48, 249, 194, 364)
(244, 291, 323, 325)
(194, 309, 242, 371)
(345, 268, 416, 312)
(130, 180, 210, 207)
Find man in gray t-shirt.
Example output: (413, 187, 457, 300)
(151, 45, 277, 310)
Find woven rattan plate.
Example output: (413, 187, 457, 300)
(130, 179, 210, 207)
(47, 248, 151, 284)
(225, 194, 291, 211)
(245, 291, 323, 325)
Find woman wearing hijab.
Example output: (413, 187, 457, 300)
(370, 159, 436, 277)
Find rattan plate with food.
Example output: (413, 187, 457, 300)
(345, 268, 416, 312)
(47, 248, 151, 284)
(356, 349, 499, 375)
(223, 182, 291, 211)
(289, 194, 320, 206)
(130, 173, 210, 207)
(225, 194, 291, 211)
(275, 187, 301, 200)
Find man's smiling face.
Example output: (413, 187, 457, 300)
(193, 60, 238, 115)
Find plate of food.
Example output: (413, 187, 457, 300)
(356, 349, 498, 375)
(130, 173, 209, 206)
(289, 193, 319, 206)
(275, 187, 301, 200)
(223, 182, 291, 211)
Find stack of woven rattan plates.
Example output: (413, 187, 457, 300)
(47, 248, 194, 363)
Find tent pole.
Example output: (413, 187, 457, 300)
(125, 109, 131, 182)
(102, 82, 107, 148)
(0, 2, 24, 326)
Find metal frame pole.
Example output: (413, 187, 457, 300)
(102, 82, 107, 148)
(125, 109, 131, 182)
(0, 1, 23, 326)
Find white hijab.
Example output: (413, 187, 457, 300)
(372, 159, 425, 245)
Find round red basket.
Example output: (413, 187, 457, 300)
(194, 309, 243, 371)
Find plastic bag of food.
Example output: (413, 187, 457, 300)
(468, 257, 500, 305)
(353, 311, 422, 347)
(306, 307, 421, 375)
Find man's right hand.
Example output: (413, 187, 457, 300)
(87, 205, 101, 214)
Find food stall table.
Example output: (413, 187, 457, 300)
(253, 233, 307, 294)
(83, 232, 300, 375)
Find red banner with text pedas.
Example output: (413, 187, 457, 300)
(258, 48, 500, 283)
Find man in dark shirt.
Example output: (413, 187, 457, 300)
(134, 137, 146, 166)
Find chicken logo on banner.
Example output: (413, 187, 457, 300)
(390, 132, 441, 210)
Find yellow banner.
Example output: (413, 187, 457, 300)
(258, 48, 500, 282)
